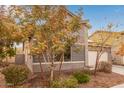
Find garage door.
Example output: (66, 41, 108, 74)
(88, 51, 108, 66)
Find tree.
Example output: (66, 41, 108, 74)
(116, 43, 124, 56)
(0, 6, 23, 63)
(14, 6, 83, 82)
(92, 24, 118, 75)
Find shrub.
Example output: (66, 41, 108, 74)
(73, 72, 90, 84)
(51, 80, 61, 88)
(98, 61, 112, 73)
(81, 69, 93, 75)
(2, 65, 30, 86)
(0, 61, 9, 68)
(51, 76, 78, 88)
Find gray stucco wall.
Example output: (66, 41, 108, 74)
(15, 54, 25, 65)
(32, 45, 85, 63)
(71, 25, 88, 64)
(33, 55, 45, 63)
(71, 45, 85, 61)
(32, 61, 84, 72)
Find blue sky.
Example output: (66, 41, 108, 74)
(68, 5, 124, 35)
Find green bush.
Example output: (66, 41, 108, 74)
(2, 65, 30, 86)
(81, 69, 93, 75)
(51, 76, 78, 88)
(51, 80, 60, 88)
(98, 61, 112, 73)
(73, 72, 90, 84)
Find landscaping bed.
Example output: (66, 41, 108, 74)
(0, 72, 6, 88)
(1, 70, 124, 88)
(78, 72, 124, 88)
(15, 71, 124, 88)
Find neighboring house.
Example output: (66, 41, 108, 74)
(88, 40, 111, 67)
(111, 32, 124, 65)
(88, 31, 123, 66)
(23, 8, 91, 73)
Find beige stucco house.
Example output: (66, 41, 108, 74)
(88, 31, 124, 66)
(23, 8, 91, 73)
(111, 32, 124, 65)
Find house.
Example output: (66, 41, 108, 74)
(2, 47, 24, 64)
(111, 32, 124, 65)
(88, 31, 123, 66)
(88, 39, 111, 67)
(23, 8, 91, 73)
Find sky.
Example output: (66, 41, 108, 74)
(68, 5, 124, 35)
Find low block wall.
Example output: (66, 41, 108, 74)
(15, 54, 25, 65)
(32, 61, 84, 72)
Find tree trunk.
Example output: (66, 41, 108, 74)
(42, 53, 47, 62)
(94, 54, 99, 75)
(38, 55, 45, 80)
(59, 53, 64, 75)
(50, 65, 54, 81)
(50, 54, 54, 83)
(50, 63, 54, 85)
(6, 56, 8, 63)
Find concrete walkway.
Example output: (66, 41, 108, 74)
(111, 65, 124, 88)
(112, 84, 124, 88)
(112, 65, 124, 75)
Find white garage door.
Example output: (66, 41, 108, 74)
(88, 51, 108, 66)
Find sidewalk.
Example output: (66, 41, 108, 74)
(111, 84, 124, 88)
(112, 65, 124, 75)
(111, 65, 124, 88)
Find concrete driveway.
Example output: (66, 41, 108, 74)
(112, 65, 124, 88)
(112, 65, 124, 75)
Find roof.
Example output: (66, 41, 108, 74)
(89, 31, 123, 46)
(63, 7, 91, 29)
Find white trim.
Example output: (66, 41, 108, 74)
(75, 42, 85, 45)
(33, 61, 84, 65)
